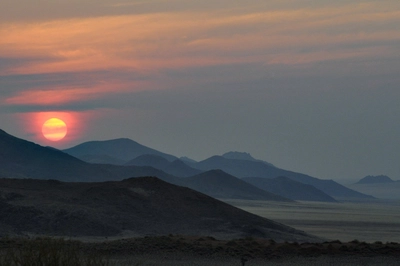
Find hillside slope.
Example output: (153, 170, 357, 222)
(0, 177, 320, 242)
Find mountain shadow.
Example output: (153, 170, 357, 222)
(0, 177, 321, 242)
(242, 176, 337, 202)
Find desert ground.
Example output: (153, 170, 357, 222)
(224, 199, 400, 243)
(2, 199, 400, 265)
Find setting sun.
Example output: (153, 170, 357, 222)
(42, 118, 67, 141)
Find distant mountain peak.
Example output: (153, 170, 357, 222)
(221, 151, 275, 167)
(222, 151, 256, 161)
(356, 175, 394, 184)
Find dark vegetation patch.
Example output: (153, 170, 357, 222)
(0, 236, 399, 265)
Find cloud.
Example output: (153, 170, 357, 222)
(1, 3, 399, 74)
(1, 1, 399, 113)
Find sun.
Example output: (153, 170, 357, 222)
(42, 118, 68, 141)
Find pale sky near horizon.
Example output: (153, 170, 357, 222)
(1, 0, 400, 183)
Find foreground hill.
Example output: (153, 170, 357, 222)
(182, 170, 292, 201)
(0, 177, 319, 242)
(242, 176, 337, 202)
(63, 138, 177, 163)
(193, 156, 373, 200)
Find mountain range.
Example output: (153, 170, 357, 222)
(0, 129, 286, 201)
(0, 129, 374, 201)
(63, 137, 373, 201)
(242, 176, 337, 202)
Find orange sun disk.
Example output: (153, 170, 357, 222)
(42, 118, 67, 141)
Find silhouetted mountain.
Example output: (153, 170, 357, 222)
(193, 156, 373, 200)
(222, 151, 275, 167)
(356, 175, 394, 184)
(126, 155, 202, 177)
(0, 177, 320, 242)
(242, 176, 337, 202)
(182, 170, 292, 201)
(63, 138, 177, 163)
(0, 129, 108, 182)
(0, 129, 178, 183)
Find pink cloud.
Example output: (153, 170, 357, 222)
(0, 3, 398, 76)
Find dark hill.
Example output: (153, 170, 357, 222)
(356, 175, 394, 184)
(63, 138, 177, 163)
(0, 177, 320, 242)
(242, 176, 337, 202)
(193, 156, 373, 200)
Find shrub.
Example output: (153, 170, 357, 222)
(0, 238, 110, 266)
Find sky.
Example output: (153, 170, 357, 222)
(1, 0, 400, 183)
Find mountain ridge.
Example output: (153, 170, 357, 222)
(182, 170, 293, 201)
(63, 138, 177, 163)
(242, 176, 337, 202)
(192, 156, 373, 200)
(355, 175, 395, 184)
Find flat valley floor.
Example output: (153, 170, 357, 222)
(224, 199, 400, 243)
